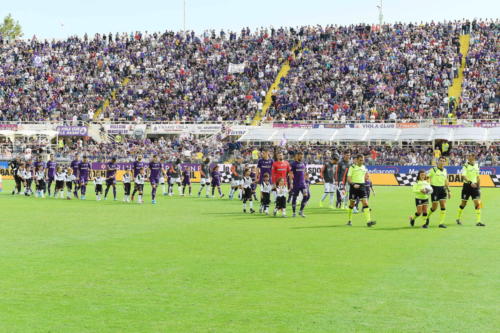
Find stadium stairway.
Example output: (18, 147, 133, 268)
(447, 34, 470, 114)
(92, 77, 131, 121)
(251, 41, 302, 125)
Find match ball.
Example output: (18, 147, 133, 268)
(425, 186, 433, 194)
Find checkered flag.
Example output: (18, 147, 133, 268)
(308, 171, 322, 185)
(220, 171, 233, 183)
(491, 175, 500, 187)
(396, 173, 417, 186)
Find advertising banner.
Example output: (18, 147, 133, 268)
(104, 124, 147, 136)
(150, 124, 222, 135)
(56, 126, 88, 136)
(0, 124, 18, 130)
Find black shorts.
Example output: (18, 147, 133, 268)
(276, 196, 286, 209)
(461, 183, 480, 200)
(349, 184, 367, 200)
(431, 186, 447, 202)
(36, 180, 46, 191)
(95, 184, 103, 193)
(261, 192, 271, 206)
(124, 183, 131, 195)
(66, 182, 73, 190)
(134, 184, 144, 192)
(242, 187, 253, 201)
(415, 198, 429, 206)
(55, 180, 65, 190)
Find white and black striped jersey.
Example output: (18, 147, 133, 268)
(242, 176, 253, 189)
(95, 177, 104, 185)
(122, 173, 131, 183)
(276, 186, 288, 197)
(261, 182, 272, 193)
(65, 174, 77, 183)
(135, 174, 145, 184)
(35, 171, 45, 181)
(55, 172, 66, 181)
(23, 170, 32, 180)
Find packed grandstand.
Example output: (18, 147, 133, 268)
(0, 19, 498, 181)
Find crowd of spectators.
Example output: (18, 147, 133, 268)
(3, 136, 497, 167)
(0, 20, 497, 123)
(268, 20, 499, 122)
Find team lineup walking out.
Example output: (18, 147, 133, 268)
(6, 149, 487, 227)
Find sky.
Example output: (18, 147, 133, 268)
(1, 0, 498, 39)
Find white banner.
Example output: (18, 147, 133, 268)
(228, 63, 246, 74)
(228, 125, 251, 136)
(104, 124, 147, 135)
(354, 123, 396, 129)
(150, 124, 222, 135)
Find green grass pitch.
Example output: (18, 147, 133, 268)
(1, 181, 499, 332)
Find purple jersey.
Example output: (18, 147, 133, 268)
(47, 161, 57, 178)
(149, 162, 162, 180)
(211, 169, 221, 186)
(34, 161, 45, 170)
(133, 160, 145, 177)
(290, 160, 307, 189)
(106, 162, 117, 178)
(182, 169, 191, 185)
(71, 160, 80, 176)
(78, 162, 91, 179)
(257, 158, 274, 183)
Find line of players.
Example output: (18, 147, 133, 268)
(9, 155, 196, 204)
(8, 150, 484, 227)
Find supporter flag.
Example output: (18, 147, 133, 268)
(228, 63, 246, 74)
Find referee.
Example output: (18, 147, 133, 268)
(456, 154, 485, 226)
(425, 157, 450, 228)
(346, 154, 376, 227)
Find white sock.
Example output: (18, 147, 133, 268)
(243, 203, 246, 209)
(250, 201, 253, 209)
(329, 193, 334, 206)
(229, 188, 234, 197)
(162, 184, 166, 194)
(206, 185, 210, 196)
(321, 193, 327, 201)
(282, 209, 286, 216)
(138, 195, 142, 202)
(238, 189, 242, 199)
(60, 191, 64, 198)
(178, 186, 182, 195)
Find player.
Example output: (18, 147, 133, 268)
(104, 157, 118, 201)
(78, 156, 92, 200)
(347, 155, 376, 227)
(46, 154, 57, 196)
(23, 165, 33, 196)
(131, 155, 146, 201)
(9, 157, 22, 195)
(65, 168, 77, 199)
(169, 160, 183, 196)
(54, 166, 66, 199)
(148, 155, 162, 204)
(15, 163, 26, 195)
(134, 168, 146, 204)
(198, 158, 211, 198)
(337, 152, 351, 209)
(210, 165, 224, 198)
(456, 154, 485, 227)
(289, 151, 309, 218)
(229, 156, 245, 200)
(259, 173, 272, 214)
(319, 154, 338, 208)
(242, 168, 255, 213)
(257, 150, 274, 201)
(425, 157, 450, 228)
(122, 167, 132, 202)
(160, 158, 168, 196)
(34, 165, 46, 198)
(250, 166, 258, 201)
(271, 151, 291, 195)
(274, 178, 288, 217)
(70, 154, 81, 194)
(409, 170, 431, 227)
(95, 174, 104, 200)
(181, 167, 192, 196)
